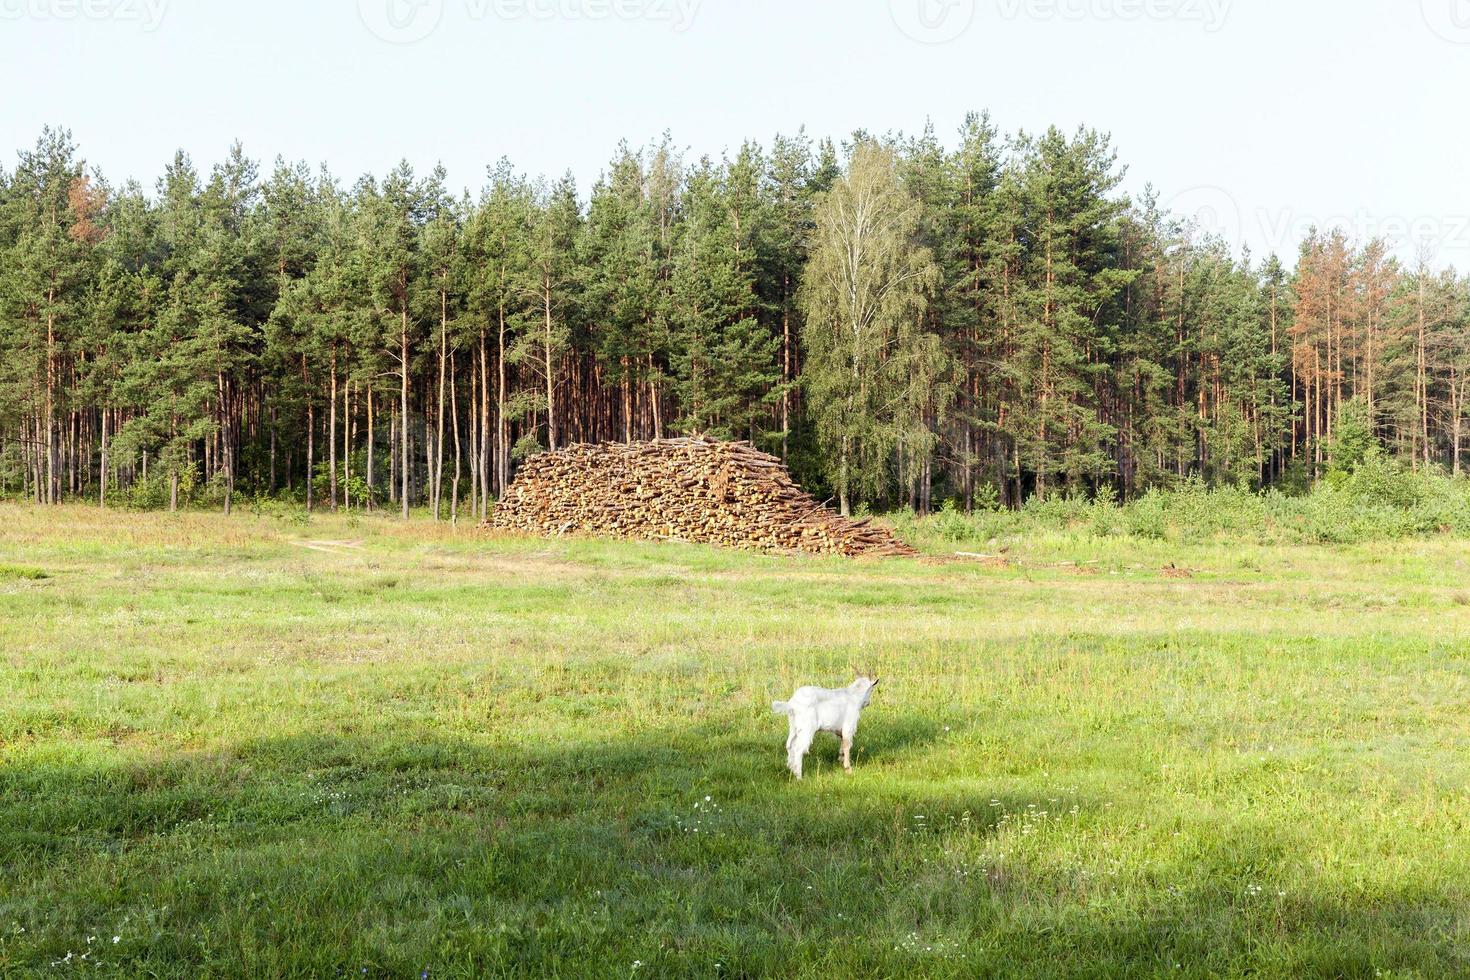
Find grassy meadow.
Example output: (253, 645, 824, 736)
(3, 504, 1470, 977)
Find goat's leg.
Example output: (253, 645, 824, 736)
(841, 734, 852, 773)
(788, 743, 804, 780)
(788, 726, 814, 780)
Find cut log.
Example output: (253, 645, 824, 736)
(484, 437, 916, 559)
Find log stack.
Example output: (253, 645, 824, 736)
(486, 438, 917, 558)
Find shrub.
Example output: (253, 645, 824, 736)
(1324, 399, 1379, 477)
(897, 468, 1470, 548)
(1121, 490, 1169, 540)
(123, 467, 197, 510)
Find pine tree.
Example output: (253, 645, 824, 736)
(582, 144, 669, 444)
(360, 162, 428, 517)
(82, 180, 158, 505)
(421, 171, 464, 519)
(516, 174, 580, 453)
(941, 112, 1008, 507)
(1008, 127, 1133, 497)
(668, 156, 779, 440)
(111, 151, 220, 510)
(464, 159, 533, 501)
(196, 142, 264, 514)
(759, 131, 818, 463)
(0, 128, 91, 503)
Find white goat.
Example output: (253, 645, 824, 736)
(772, 676, 879, 779)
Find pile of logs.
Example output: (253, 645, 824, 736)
(487, 438, 917, 558)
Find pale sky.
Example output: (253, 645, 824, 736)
(3, 0, 1467, 268)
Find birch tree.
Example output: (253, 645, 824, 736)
(800, 141, 941, 515)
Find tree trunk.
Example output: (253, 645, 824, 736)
(921, 452, 932, 516)
(451, 352, 463, 527)
(543, 278, 557, 451)
(480, 323, 491, 512)
(839, 432, 851, 517)
(468, 352, 479, 519)
(424, 409, 433, 512)
(303, 353, 315, 512)
(1454, 382, 1463, 477)
(98, 407, 108, 508)
(45, 303, 57, 505)
(497, 302, 510, 497)
(649, 354, 663, 440)
(328, 349, 338, 511)
(169, 417, 179, 513)
(344, 379, 352, 510)
(219, 371, 233, 515)
(401, 307, 411, 519)
(435, 288, 448, 520)
(366, 384, 375, 511)
(1419, 275, 1430, 470)
(1451, 370, 1466, 478)
(781, 280, 791, 461)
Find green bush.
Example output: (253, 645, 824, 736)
(895, 466, 1470, 548)
(1086, 487, 1124, 538)
(1324, 399, 1379, 477)
(1121, 490, 1169, 540)
(123, 466, 197, 510)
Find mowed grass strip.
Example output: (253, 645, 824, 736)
(2, 505, 1470, 977)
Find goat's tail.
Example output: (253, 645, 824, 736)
(771, 700, 791, 715)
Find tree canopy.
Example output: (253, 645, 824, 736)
(3, 120, 1468, 515)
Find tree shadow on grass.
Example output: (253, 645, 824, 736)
(1, 723, 1467, 978)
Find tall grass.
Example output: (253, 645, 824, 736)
(891, 461, 1470, 551)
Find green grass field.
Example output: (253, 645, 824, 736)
(3, 506, 1470, 977)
